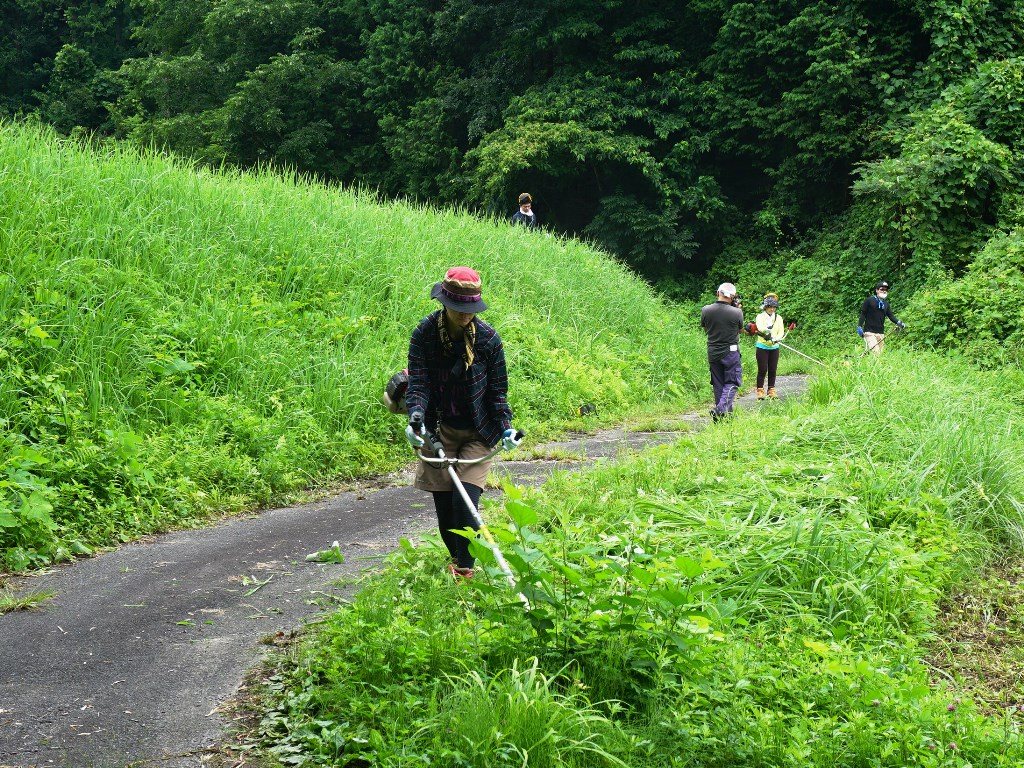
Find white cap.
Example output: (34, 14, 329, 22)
(717, 282, 737, 298)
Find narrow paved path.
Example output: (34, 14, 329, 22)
(0, 377, 808, 768)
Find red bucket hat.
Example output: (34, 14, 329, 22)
(431, 267, 489, 312)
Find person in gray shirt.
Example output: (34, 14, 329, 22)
(700, 282, 745, 421)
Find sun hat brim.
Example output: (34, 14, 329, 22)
(431, 282, 489, 312)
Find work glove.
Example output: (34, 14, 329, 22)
(406, 411, 425, 448)
(501, 428, 522, 451)
(896, 321, 906, 330)
(857, 325, 864, 337)
(405, 425, 425, 448)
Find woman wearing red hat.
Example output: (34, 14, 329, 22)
(404, 267, 519, 577)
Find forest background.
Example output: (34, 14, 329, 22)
(5, 0, 1024, 363)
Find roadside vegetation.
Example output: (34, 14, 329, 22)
(0, 583, 55, 614)
(242, 353, 1024, 766)
(0, 120, 707, 572)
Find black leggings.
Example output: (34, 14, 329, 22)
(755, 347, 780, 388)
(432, 484, 482, 569)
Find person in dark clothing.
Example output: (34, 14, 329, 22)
(700, 282, 745, 421)
(405, 267, 520, 578)
(511, 192, 538, 227)
(857, 280, 905, 355)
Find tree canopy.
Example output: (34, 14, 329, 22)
(4, 0, 1024, 289)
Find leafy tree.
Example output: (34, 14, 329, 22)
(853, 59, 1024, 279)
(36, 44, 110, 133)
(1, 0, 137, 129)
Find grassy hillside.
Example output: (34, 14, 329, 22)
(0, 120, 707, 571)
(250, 353, 1024, 767)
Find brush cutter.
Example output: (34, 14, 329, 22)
(413, 429, 530, 609)
(748, 324, 827, 368)
(775, 339, 826, 367)
(858, 325, 904, 357)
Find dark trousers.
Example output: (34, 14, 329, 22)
(432, 484, 482, 569)
(709, 349, 742, 414)
(755, 347, 780, 388)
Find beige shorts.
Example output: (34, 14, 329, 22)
(414, 423, 494, 491)
(864, 332, 885, 355)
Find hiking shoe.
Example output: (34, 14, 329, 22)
(756, 387, 765, 400)
(447, 563, 475, 579)
(767, 388, 777, 399)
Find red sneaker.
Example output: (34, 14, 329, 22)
(447, 563, 475, 579)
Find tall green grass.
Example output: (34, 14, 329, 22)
(254, 352, 1024, 767)
(0, 120, 707, 569)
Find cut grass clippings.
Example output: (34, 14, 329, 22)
(929, 560, 1024, 714)
(0, 589, 56, 614)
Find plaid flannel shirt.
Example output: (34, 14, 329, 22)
(406, 310, 512, 448)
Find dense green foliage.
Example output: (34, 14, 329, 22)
(0, 0, 137, 132)
(713, 47, 1024, 360)
(0, 120, 704, 571)
(251, 353, 1024, 766)
(7, 0, 1024, 298)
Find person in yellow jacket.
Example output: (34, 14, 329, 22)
(752, 293, 787, 399)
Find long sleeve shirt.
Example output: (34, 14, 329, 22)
(858, 295, 901, 334)
(406, 310, 513, 447)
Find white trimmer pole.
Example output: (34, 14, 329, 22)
(419, 438, 531, 609)
(777, 341, 827, 367)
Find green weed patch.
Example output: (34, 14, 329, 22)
(249, 353, 1024, 766)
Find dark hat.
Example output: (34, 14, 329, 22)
(875, 281, 890, 290)
(518, 192, 532, 205)
(762, 293, 779, 308)
(431, 266, 489, 312)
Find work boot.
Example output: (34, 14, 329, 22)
(756, 387, 765, 400)
(767, 387, 777, 399)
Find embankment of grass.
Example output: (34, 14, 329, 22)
(0, 119, 709, 571)
(250, 351, 1024, 767)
